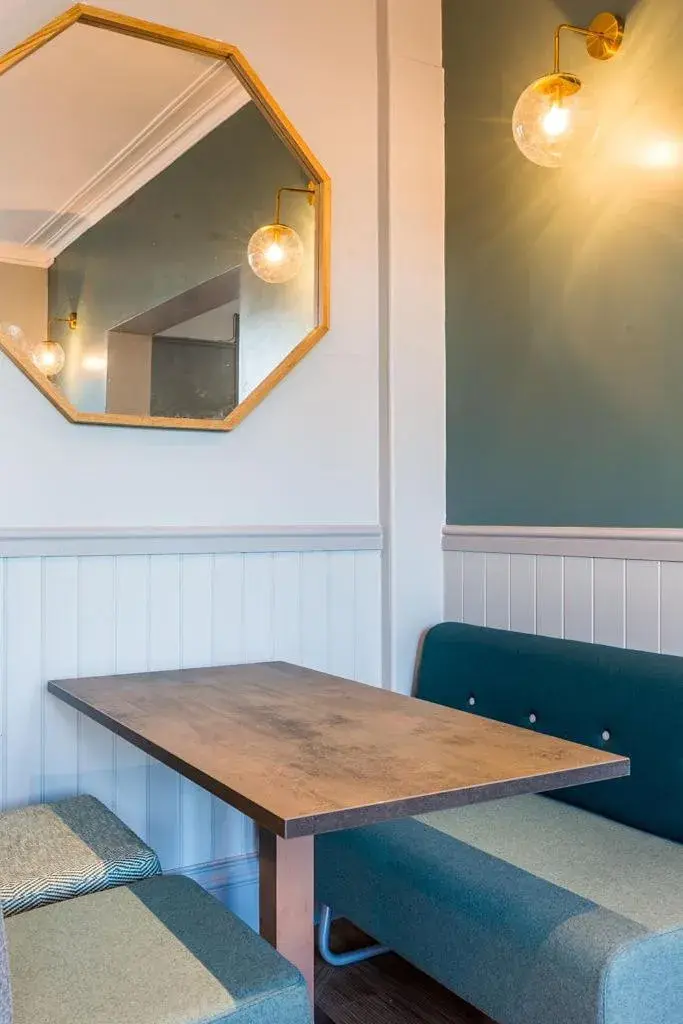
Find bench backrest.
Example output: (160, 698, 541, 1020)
(416, 622, 683, 843)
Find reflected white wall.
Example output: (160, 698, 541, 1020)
(0, 263, 48, 356)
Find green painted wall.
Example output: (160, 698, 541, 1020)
(445, 0, 683, 527)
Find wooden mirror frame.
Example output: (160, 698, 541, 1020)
(0, 4, 331, 431)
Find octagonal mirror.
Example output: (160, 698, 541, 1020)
(0, 5, 330, 430)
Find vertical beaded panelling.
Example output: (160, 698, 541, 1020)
(0, 549, 382, 871)
(445, 551, 683, 656)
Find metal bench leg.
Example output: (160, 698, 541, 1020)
(317, 905, 390, 967)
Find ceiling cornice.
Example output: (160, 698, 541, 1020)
(18, 62, 249, 264)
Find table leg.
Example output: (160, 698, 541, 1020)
(259, 828, 315, 1000)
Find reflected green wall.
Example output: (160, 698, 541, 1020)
(48, 102, 310, 413)
(445, 0, 683, 527)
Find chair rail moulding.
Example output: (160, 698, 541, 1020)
(0, 525, 383, 558)
(443, 525, 683, 562)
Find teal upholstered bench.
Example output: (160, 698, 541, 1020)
(316, 622, 683, 1024)
(0, 794, 161, 916)
(1, 874, 311, 1024)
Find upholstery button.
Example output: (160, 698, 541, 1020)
(529, 713, 537, 725)
(468, 696, 476, 707)
(602, 730, 611, 742)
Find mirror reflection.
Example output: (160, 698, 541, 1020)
(0, 18, 324, 428)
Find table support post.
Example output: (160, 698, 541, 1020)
(259, 829, 315, 1000)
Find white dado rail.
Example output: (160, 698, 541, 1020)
(0, 524, 383, 925)
(443, 525, 683, 562)
(0, 524, 383, 558)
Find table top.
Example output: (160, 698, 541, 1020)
(48, 662, 629, 838)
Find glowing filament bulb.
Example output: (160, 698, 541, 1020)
(265, 242, 284, 263)
(248, 223, 304, 283)
(31, 339, 66, 377)
(543, 103, 571, 137)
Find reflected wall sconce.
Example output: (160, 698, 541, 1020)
(0, 322, 27, 353)
(31, 311, 77, 378)
(248, 183, 316, 284)
(512, 12, 625, 168)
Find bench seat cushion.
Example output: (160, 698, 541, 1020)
(0, 912, 10, 1024)
(0, 795, 161, 916)
(316, 795, 683, 1024)
(6, 874, 310, 1024)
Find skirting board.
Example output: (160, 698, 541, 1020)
(443, 525, 683, 562)
(179, 853, 332, 933)
(179, 853, 259, 930)
(0, 525, 383, 558)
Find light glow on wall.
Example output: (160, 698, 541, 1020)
(640, 137, 681, 168)
(82, 353, 108, 373)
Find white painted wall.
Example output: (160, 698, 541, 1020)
(379, 0, 446, 691)
(0, 0, 380, 529)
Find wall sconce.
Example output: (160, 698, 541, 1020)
(31, 311, 77, 378)
(512, 12, 625, 168)
(248, 183, 316, 284)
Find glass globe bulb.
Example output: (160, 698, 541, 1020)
(512, 73, 592, 168)
(248, 224, 304, 284)
(31, 339, 66, 378)
(0, 322, 29, 354)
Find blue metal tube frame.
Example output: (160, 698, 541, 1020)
(317, 904, 390, 967)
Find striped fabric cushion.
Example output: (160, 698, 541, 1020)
(5, 875, 310, 1024)
(0, 795, 161, 916)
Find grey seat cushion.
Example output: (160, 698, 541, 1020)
(0, 912, 11, 1024)
(0, 795, 161, 916)
(417, 794, 683, 931)
(6, 874, 310, 1024)
(316, 795, 683, 1024)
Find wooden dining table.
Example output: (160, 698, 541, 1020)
(48, 661, 629, 1004)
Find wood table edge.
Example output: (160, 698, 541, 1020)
(281, 754, 630, 837)
(48, 679, 629, 840)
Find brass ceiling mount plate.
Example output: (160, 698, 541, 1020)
(587, 12, 624, 60)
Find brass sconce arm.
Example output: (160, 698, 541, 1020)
(274, 183, 316, 225)
(553, 13, 624, 72)
(50, 312, 78, 331)
(554, 24, 592, 73)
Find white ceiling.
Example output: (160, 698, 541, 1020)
(0, 21, 250, 266)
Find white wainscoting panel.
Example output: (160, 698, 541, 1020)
(0, 546, 382, 882)
(444, 548, 679, 658)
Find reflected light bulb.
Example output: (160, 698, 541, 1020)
(513, 73, 589, 168)
(0, 322, 28, 353)
(31, 339, 66, 378)
(265, 242, 284, 263)
(248, 223, 304, 284)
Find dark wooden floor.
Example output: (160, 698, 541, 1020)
(314, 921, 492, 1024)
